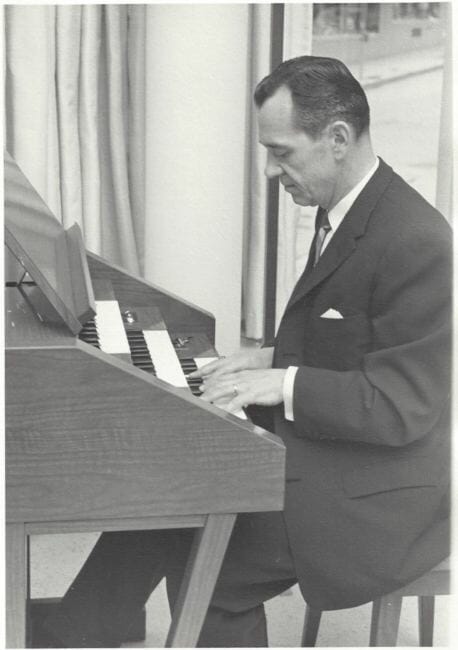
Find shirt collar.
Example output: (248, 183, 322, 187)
(327, 157, 380, 233)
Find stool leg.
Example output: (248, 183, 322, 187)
(418, 596, 435, 646)
(369, 595, 402, 646)
(301, 606, 322, 647)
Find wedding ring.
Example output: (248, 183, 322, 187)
(233, 385, 238, 397)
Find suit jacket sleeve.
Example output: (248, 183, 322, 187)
(292, 220, 452, 447)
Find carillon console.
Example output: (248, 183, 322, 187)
(4, 151, 285, 648)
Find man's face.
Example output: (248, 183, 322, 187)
(257, 86, 336, 208)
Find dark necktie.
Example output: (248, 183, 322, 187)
(305, 208, 332, 273)
(314, 209, 331, 266)
(285, 208, 331, 310)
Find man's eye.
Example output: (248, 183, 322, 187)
(275, 151, 287, 159)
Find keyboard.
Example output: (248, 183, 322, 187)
(79, 300, 245, 416)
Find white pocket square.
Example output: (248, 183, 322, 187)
(320, 308, 344, 319)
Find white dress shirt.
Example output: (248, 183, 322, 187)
(283, 157, 380, 421)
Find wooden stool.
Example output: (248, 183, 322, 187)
(301, 557, 450, 646)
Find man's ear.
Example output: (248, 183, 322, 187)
(327, 121, 351, 159)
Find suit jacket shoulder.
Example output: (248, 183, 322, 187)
(365, 160, 452, 248)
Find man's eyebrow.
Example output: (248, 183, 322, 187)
(259, 140, 289, 149)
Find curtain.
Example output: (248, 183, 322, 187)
(242, 4, 271, 341)
(4, 4, 145, 274)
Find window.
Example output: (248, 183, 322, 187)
(313, 3, 380, 36)
(392, 3, 441, 20)
(310, 2, 446, 210)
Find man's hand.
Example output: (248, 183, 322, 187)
(188, 347, 281, 414)
(199, 368, 286, 414)
(188, 347, 274, 381)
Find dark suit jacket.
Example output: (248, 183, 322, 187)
(253, 158, 452, 610)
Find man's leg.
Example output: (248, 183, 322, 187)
(165, 511, 297, 647)
(44, 529, 172, 647)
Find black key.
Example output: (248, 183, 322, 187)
(178, 358, 205, 395)
(180, 358, 198, 375)
(78, 320, 100, 348)
(126, 329, 156, 376)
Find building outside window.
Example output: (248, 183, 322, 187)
(392, 3, 441, 20)
(312, 3, 445, 70)
(313, 3, 381, 36)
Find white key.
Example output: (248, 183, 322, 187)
(94, 300, 130, 354)
(194, 357, 218, 369)
(142, 342, 247, 419)
(143, 330, 188, 388)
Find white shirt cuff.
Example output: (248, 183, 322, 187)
(283, 366, 298, 421)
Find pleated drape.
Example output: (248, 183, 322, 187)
(79, 5, 103, 251)
(242, 4, 271, 341)
(55, 6, 84, 231)
(4, 4, 144, 275)
(4, 5, 61, 219)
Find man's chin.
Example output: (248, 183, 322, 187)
(291, 196, 316, 207)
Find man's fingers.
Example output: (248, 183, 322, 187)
(187, 358, 224, 379)
(200, 385, 235, 403)
(226, 396, 250, 413)
(200, 377, 240, 402)
(189, 354, 257, 380)
(188, 357, 244, 380)
(200, 369, 285, 409)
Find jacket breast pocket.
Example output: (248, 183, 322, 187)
(305, 312, 372, 370)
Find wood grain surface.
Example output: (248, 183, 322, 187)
(6, 523, 27, 648)
(25, 514, 206, 535)
(4, 153, 88, 335)
(5, 287, 75, 348)
(88, 253, 216, 344)
(166, 513, 237, 647)
(65, 223, 96, 324)
(6, 344, 285, 523)
(5, 152, 285, 649)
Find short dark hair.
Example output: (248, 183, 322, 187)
(254, 56, 370, 139)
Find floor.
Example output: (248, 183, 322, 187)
(30, 532, 453, 647)
(127, 580, 452, 648)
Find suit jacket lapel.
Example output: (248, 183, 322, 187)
(285, 158, 394, 311)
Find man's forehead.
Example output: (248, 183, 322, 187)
(257, 87, 302, 146)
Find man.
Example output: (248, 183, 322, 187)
(46, 56, 451, 647)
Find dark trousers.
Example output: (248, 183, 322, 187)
(45, 512, 297, 647)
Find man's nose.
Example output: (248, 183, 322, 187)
(264, 152, 282, 179)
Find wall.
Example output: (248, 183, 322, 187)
(143, 4, 251, 355)
(28, 6, 255, 606)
